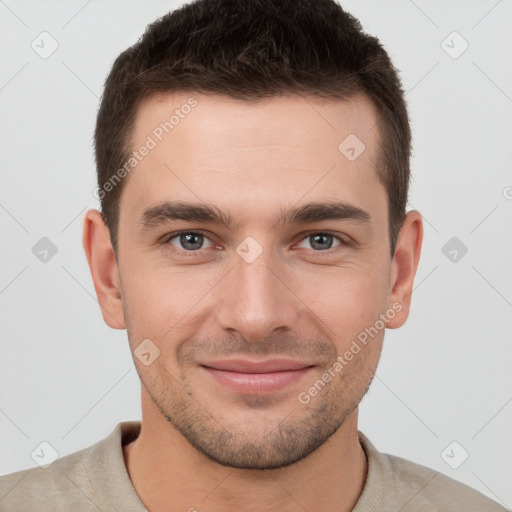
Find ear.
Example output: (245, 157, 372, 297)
(82, 209, 125, 329)
(386, 210, 423, 329)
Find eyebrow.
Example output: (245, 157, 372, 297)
(137, 200, 371, 232)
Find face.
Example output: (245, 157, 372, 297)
(91, 92, 416, 470)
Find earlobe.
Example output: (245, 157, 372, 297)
(386, 210, 423, 329)
(82, 209, 126, 330)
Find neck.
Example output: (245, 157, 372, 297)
(123, 391, 367, 512)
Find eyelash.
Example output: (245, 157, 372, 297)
(162, 230, 349, 256)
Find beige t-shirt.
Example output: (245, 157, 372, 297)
(0, 421, 506, 511)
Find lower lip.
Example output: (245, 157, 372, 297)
(201, 366, 314, 394)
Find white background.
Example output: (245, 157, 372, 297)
(1, 0, 511, 508)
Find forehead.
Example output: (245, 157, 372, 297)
(133, 91, 380, 153)
(120, 92, 385, 227)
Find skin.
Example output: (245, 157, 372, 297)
(83, 92, 422, 512)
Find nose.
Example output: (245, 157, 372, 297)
(215, 242, 301, 343)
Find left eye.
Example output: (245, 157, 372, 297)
(296, 232, 343, 251)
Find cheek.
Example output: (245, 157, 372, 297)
(120, 242, 391, 346)
(295, 262, 389, 341)
(121, 259, 220, 335)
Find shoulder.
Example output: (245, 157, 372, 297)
(356, 432, 507, 512)
(0, 445, 98, 512)
(386, 452, 506, 511)
(0, 421, 142, 512)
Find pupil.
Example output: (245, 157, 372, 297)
(182, 233, 201, 250)
(312, 234, 332, 250)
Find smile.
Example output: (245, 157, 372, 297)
(199, 359, 315, 394)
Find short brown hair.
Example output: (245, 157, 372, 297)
(94, 0, 411, 257)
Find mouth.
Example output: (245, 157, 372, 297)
(199, 359, 315, 394)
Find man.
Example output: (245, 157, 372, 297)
(0, 0, 506, 510)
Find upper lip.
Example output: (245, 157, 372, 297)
(201, 359, 313, 373)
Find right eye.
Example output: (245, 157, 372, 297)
(164, 230, 218, 255)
